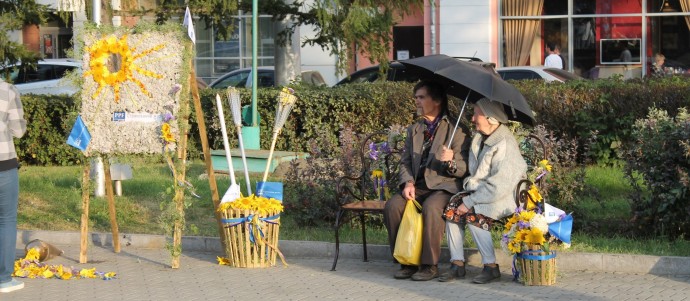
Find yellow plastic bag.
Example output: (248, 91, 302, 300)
(393, 199, 423, 266)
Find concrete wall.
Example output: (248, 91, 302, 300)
(439, 0, 493, 62)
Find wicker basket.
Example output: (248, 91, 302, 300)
(220, 208, 281, 268)
(516, 247, 557, 286)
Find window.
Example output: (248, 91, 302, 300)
(499, 0, 690, 78)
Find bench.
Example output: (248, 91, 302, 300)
(515, 134, 549, 209)
(331, 130, 403, 271)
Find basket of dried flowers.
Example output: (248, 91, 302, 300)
(217, 195, 286, 268)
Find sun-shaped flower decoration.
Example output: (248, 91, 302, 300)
(83, 34, 165, 103)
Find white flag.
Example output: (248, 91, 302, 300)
(183, 6, 196, 44)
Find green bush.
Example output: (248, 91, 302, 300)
(21, 78, 690, 169)
(16, 94, 84, 166)
(623, 107, 690, 239)
(192, 81, 416, 157)
(512, 76, 690, 165)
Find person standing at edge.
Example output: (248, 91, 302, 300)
(383, 80, 471, 281)
(544, 42, 564, 69)
(0, 81, 27, 294)
(439, 98, 527, 284)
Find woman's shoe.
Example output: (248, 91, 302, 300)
(438, 262, 466, 282)
(472, 264, 501, 284)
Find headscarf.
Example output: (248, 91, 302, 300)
(476, 98, 508, 124)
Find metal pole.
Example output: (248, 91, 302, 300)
(251, 0, 258, 126)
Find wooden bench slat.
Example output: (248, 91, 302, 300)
(341, 200, 386, 211)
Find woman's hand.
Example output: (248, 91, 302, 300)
(402, 182, 415, 200)
(440, 146, 454, 162)
(455, 203, 469, 215)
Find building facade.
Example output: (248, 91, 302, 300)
(17, 0, 690, 83)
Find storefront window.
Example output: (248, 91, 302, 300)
(194, 15, 275, 83)
(647, 15, 690, 76)
(500, 0, 690, 78)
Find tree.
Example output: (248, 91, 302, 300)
(0, 0, 51, 75)
(153, 0, 423, 75)
(294, 0, 423, 75)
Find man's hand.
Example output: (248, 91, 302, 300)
(402, 182, 415, 200)
(440, 146, 454, 162)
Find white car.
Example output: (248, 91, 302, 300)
(0, 59, 82, 95)
(208, 67, 326, 89)
(496, 66, 583, 82)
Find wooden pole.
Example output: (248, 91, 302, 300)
(170, 152, 187, 268)
(189, 62, 226, 249)
(102, 157, 121, 253)
(79, 164, 91, 263)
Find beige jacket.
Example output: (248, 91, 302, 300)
(462, 125, 527, 219)
(398, 115, 470, 193)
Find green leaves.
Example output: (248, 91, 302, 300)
(624, 107, 690, 239)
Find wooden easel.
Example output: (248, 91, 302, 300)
(78, 59, 224, 265)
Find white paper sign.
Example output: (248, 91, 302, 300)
(397, 50, 410, 60)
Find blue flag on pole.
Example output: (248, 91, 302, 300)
(67, 115, 91, 151)
(548, 214, 573, 244)
(256, 181, 283, 202)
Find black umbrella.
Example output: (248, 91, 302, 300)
(399, 54, 535, 126)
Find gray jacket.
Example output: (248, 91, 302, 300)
(398, 115, 470, 194)
(462, 125, 527, 219)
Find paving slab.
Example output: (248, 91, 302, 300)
(4, 242, 690, 301)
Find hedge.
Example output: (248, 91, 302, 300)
(15, 77, 690, 166)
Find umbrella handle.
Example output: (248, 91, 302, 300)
(447, 94, 470, 149)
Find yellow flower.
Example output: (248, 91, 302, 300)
(79, 268, 97, 278)
(217, 194, 284, 214)
(160, 122, 176, 143)
(217, 256, 231, 265)
(25, 248, 41, 261)
(60, 271, 73, 280)
(44, 269, 56, 279)
(525, 228, 546, 245)
(508, 241, 522, 254)
(519, 210, 536, 222)
(103, 272, 117, 280)
(371, 169, 383, 178)
(504, 215, 518, 232)
(526, 185, 543, 209)
(539, 159, 552, 172)
(83, 34, 164, 103)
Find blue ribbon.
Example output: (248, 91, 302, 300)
(221, 214, 281, 244)
(513, 250, 557, 281)
(516, 250, 557, 260)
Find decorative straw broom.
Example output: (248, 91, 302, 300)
(227, 87, 252, 195)
(260, 87, 297, 188)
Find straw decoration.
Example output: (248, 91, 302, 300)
(227, 87, 243, 127)
(273, 87, 297, 135)
(227, 87, 252, 195)
(261, 87, 297, 184)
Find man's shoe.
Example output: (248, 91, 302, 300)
(472, 264, 501, 284)
(438, 262, 466, 282)
(0, 279, 24, 293)
(411, 265, 438, 281)
(394, 265, 418, 279)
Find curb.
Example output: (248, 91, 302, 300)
(16, 230, 690, 276)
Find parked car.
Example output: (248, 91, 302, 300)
(496, 66, 583, 82)
(0, 59, 82, 95)
(208, 67, 326, 89)
(335, 57, 495, 86)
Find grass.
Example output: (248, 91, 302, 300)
(16, 161, 690, 257)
